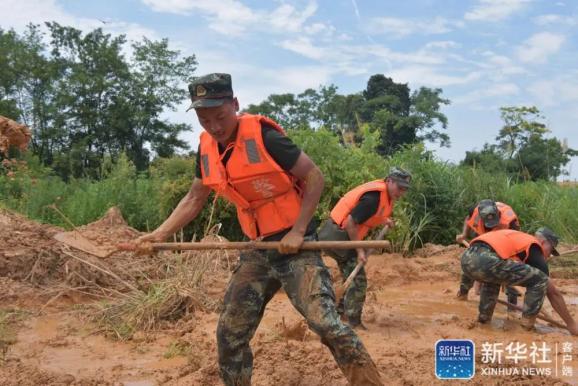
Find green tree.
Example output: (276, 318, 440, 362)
(497, 106, 548, 158)
(463, 106, 576, 181)
(245, 93, 305, 129)
(0, 25, 61, 162)
(0, 23, 197, 179)
(362, 76, 450, 156)
(246, 75, 450, 155)
(462, 144, 514, 174)
(244, 85, 341, 130)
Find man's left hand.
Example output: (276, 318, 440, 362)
(279, 230, 304, 254)
(384, 218, 395, 228)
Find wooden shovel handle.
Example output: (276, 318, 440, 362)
(335, 225, 391, 301)
(117, 240, 391, 252)
(496, 299, 568, 330)
(342, 261, 364, 290)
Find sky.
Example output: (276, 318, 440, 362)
(2, 0, 578, 179)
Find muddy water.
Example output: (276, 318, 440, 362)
(9, 313, 186, 385)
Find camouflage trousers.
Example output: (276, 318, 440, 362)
(459, 273, 522, 306)
(318, 219, 367, 324)
(216, 247, 382, 386)
(460, 243, 549, 321)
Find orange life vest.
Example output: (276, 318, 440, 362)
(466, 202, 518, 235)
(330, 180, 393, 240)
(199, 114, 302, 240)
(471, 229, 544, 263)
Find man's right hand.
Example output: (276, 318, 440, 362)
(117, 231, 169, 255)
(137, 231, 169, 244)
(455, 234, 465, 244)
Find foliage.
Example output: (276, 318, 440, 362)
(0, 23, 197, 180)
(462, 106, 576, 181)
(245, 74, 450, 155)
(92, 252, 220, 340)
(2, 129, 577, 252)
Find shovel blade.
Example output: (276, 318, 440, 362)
(54, 231, 114, 258)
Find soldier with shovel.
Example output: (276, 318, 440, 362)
(318, 168, 411, 329)
(133, 73, 383, 386)
(461, 227, 578, 335)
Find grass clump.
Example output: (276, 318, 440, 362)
(92, 250, 222, 341)
(0, 308, 30, 360)
(164, 340, 193, 359)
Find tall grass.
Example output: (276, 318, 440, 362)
(1, 130, 577, 248)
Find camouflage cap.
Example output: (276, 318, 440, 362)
(387, 167, 412, 188)
(478, 199, 500, 229)
(535, 227, 560, 256)
(187, 73, 234, 111)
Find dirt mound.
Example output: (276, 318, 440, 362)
(0, 115, 31, 156)
(0, 209, 62, 283)
(413, 242, 463, 258)
(276, 317, 309, 341)
(0, 207, 163, 293)
(70, 206, 140, 248)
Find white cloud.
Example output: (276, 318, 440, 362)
(387, 66, 482, 87)
(1, 0, 77, 29)
(479, 51, 527, 76)
(527, 74, 578, 107)
(1, 0, 160, 51)
(533, 14, 577, 26)
(465, 0, 531, 22)
(366, 16, 455, 37)
(143, 0, 257, 35)
(279, 37, 448, 69)
(424, 41, 460, 50)
(516, 32, 565, 64)
(142, 0, 323, 37)
(453, 82, 520, 105)
(279, 37, 329, 61)
(269, 2, 317, 32)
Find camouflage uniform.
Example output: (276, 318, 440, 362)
(457, 204, 522, 307)
(217, 241, 382, 386)
(459, 273, 521, 307)
(460, 243, 549, 322)
(318, 219, 367, 326)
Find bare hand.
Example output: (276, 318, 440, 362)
(279, 230, 304, 254)
(117, 231, 168, 255)
(137, 231, 169, 244)
(357, 248, 367, 264)
(456, 234, 465, 244)
(384, 218, 395, 228)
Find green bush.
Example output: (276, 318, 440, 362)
(1, 130, 576, 249)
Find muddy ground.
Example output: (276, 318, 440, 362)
(0, 209, 577, 385)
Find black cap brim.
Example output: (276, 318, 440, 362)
(391, 178, 410, 189)
(186, 98, 228, 111)
(483, 217, 500, 229)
